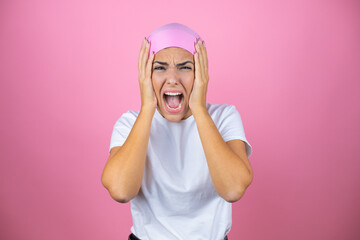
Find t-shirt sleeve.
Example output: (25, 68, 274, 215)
(217, 105, 253, 158)
(108, 111, 138, 154)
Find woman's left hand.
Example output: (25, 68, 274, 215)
(189, 38, 209, 113)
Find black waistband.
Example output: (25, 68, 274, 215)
(128, 233, 228, 240)
(128, 233, 141, 240)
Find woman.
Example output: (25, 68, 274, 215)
(101, 23, 253, 240)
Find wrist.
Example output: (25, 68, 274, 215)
(191, 105, 208, 118)
(140, 104, 156, 115)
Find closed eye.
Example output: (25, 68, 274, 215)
(154, 66, 192, 70)
(181, 66, 192, 70)
(154, 66, 165, 70)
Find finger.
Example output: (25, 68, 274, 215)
(197, 41, 208, 82)
(145, 50, 155, 80)
(194, 51, 201, 82)
(194, 38, 201, 56)
(201, 40, 208, 71)
(198, 41, 206, 70)
(141, 39, 151, 72)
(195, 42, 205, 81)
(138, 38, 147, 72)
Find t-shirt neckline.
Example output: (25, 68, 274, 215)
(154, 107, 195, 124)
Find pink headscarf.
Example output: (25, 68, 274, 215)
(147, 23, 201, 56)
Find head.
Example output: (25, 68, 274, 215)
(146, 23, 201, 122)
(152, 47, 195, 122)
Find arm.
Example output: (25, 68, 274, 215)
(101, 38, 156, 203)
(101, 107, 154, 203)
(190, 39, 253, 203)
(193, 108, 253, 203)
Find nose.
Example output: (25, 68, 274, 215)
(165, 68, 180, 85)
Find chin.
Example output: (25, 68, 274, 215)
(165, 114, 185, 122)
(157, 105, 191, 122)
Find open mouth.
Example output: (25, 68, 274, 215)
(163, 91, 184, 113)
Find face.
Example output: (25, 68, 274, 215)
(152, 47, 195, 122)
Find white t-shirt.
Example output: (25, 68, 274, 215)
(109, 103, 252, 240)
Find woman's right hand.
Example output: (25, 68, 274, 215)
(138, 38, 156, 111)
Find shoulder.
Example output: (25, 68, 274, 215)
(114, 110, 140, 126)
(206, 103, 238, 118)
(120, 110, 140, 119)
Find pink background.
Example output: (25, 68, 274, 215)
(1, 0, 359, 239)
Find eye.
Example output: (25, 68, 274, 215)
(154, 66, 165, 70)
(181, 66, 192, 70)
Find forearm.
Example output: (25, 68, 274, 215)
(102, 106, 155, 202)
(193, 108, 252, 202)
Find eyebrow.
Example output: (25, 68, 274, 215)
(153, 61, 194, 66)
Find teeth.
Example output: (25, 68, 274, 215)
(164, 92, 182, 96)
(164, 94, 184, 111)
